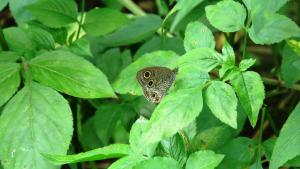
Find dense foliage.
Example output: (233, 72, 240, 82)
(0, 0, 300, 169)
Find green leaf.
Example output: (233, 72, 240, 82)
(186, 150, 224, 169)
(83, 8, 129, 36)
(287, 39, 300, 56)
(29, 50, 116, 98)
(230, 71, 265, 127)
(205, 0, 246, 32)
(178, 48, 220, 72)
(69, 38, 93, 58)
(221, 41, 235, 64)
(262, 137, 277, 161)
(270, 102, 300, 169)
(160, 133, 187, 166)
(130, 118, 157, 157)
(184, 21, 215, 51)
(3, 27, 36, 53)
(43, 144, 131, 165)
(113, 50, 178, 95)
(0, 51, 20, 62)
(108, 155, 145, 169)
(239, 58, 256, 71)
(27, 0, 78, 28)
(0, 63, 20, 107)
(81, 117, 103, 150)
(170, 0, 205, 32)
(0, 82, 73, 169)
(217, 137, 256, 169)
(94, 104, 122, 146)
(134, 36, 185, 59)
(205, 81, 238, 128)
(9, 0, 37, 24)
(249, 12, 300, 44)
(242, 0, 289, 13)
(0, 0, 8, 11)
(281, 43, 300, 86)
(95, 48, 131, 82)
(141, 87, 203, 145)
(95, 15, 162, 47)
(26, 25, 55, 50)
(132, 157, 181, 169)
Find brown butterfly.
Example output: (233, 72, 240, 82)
(136, 66, 178, 103)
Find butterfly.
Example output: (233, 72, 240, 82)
(136, 66, 178, 103)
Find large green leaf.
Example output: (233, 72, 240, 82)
(230, 71, 265, 127)
(108, 156, 145, 169)
(249, 12, 300, 44)
(141, 87, 203, 146)
(205, 0, 246, 32)
(184, 21, 215, 51)
(3, 27, 36, 53)
(217, 137, 256, 169)
(170, 0, 205, 32)
(178, 48, 220, 72)
(281, 43, 300, 86)
(0, 52, 20, 62)
(205, 81, 238, 129)
(0, 82, 73, 169)
(43, 144, 131, 165)
(83, 8, 129, 36)
(27, 0, 78, 28)
(186, 150, 224, 169)
(9, 0, 37, 24)
(132, 157, 181, 169)
(242, 0, 289, 13)
(270, 102, 300, 169)
(29, 50, 116, 98)
(113, 50, 179, 95)
(0, 62, 20, 107)
(95, 15, 162, 47)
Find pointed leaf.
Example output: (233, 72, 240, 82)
(186, 150, 224, 169)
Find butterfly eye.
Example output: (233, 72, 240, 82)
(144, 71, 151, 79)
(148, 80, 154, 87)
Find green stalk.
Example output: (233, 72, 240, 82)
(242, 10, 252, 59)
(262, 77, 300, 91)
(118, 0, 146, 16)
(76, 0, 85, 40)
(0, 27, 9, 51)
(265, 108, 278, 136)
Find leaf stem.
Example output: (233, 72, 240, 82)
(118, 0, 146, 16)
(76, 0, 85, 40)
(265, 108, 278, 136)
(242, 30, 248, 59)
(0, 26, 9, 51)
(262, 77, 300, 91)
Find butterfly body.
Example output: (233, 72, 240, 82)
(136, 66, 178, 103)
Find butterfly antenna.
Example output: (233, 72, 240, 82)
(173, 67, 179, 74)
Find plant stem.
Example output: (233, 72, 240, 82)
(242, 30, 248, 59)
(118, 0, 146, 16)
(0, 27, 9, 51)
(259, 106, 266, 144)
(262, 77, 300, 91)
(76, 0, 85, 40)
(265, 108, 278, 136)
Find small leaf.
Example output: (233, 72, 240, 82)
(26, 25, 55, 50)
(205, 0, 246, 32)
(184, 21, 215, 51)
(0, 62, 20, 107)
(287, 39, 300, 56)
(281, 43, 300, 86)
(43, 144, 131, 165)
(132, 157, 181, 169)
(270, 102, 300, 169)
(217, 137, 256, 169)
(186, 150, 224, 169)
(95, 15, 162, 47)
(3, 27, 36, 53)
(205, 81, 238, 128)
(230, 71, 265, 127)
(239, 58, 256, 71)
(141, 87, 203, 146)
(249, 12, 300, 44)
(69, 38, 93, 57)
(178, 48, 220, 72)
(83, 8, 129, 36)
(0, 82, 73, 169)
(27, 0, 78, 28)
(221, 41, 235, 63)
(113, 50, 179, 95)
(29, 50, 116, 98)
(9, 0, 37, 24)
